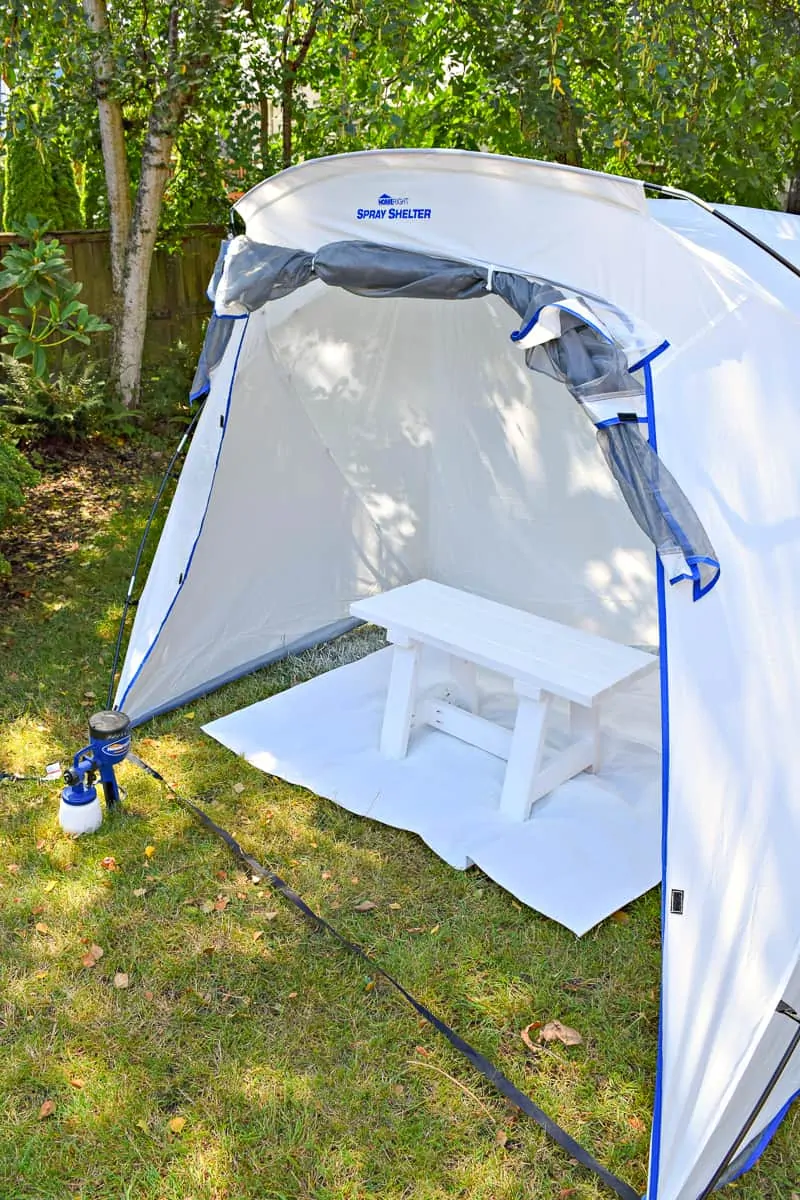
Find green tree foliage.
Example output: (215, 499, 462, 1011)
(2, 132, 60, 229)
(49, 140, 82, 228)
(0, 420, 37, 577)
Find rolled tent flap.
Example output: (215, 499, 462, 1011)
(190, 234, 718, 598)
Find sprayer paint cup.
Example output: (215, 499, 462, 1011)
(59, 784, 103, 835)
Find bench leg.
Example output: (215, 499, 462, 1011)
(569, 701, 602, 772)
(380, 640, 420, 759)
(498, 692, 550, 821)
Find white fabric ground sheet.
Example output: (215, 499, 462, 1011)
(203, 647, 662, 935)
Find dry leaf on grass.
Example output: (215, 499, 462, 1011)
(610, 909, 630, 924)
(495, 1129, 509, 1148)
(539, 1020, 583, 1046)
(113, 972, 129, 989)
(213, 896, 229, 912)
(321, 870, 332, 880)
(38, 1099, 55, 1120)
(133, 888, 147, 898)
(168, 1116, 186, 1134)
(252, 930, 264, 942)
(7, 864, 20, 875)
(34, 922, 50, 935)
(232, 782, 245, 794)
(81, 944, 104, 968)
(264, 911, 278, 921)
(520, 1023, 541, 1052)
(69, 1078, 85, 1090)
(354, 900, 377, 912)
(43, 881, 56, 893)
(100, 856, 118, 871)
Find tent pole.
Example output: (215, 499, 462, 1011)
(696, 1003, 800, 1199)
(645, 182, 800, 283)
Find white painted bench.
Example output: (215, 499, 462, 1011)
(350, 579, 658, 821)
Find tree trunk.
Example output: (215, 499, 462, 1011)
(116, 96, 183, 408)
(786, 171, 800, 214)
(81, 0, 131, 296)
(260, 94, 274, 175)
(281, 73, 294, 170)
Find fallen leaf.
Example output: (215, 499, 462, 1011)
(200, 900, 214, 914)
(406, 926, 426, 933)
(68, 1078, 85, 1090)
(43, 881, 56, 893)
(136, 1118, 149, 1133)
(84, 690, 96, 700)
(213, 896, 229, 912)
(184, 712, 195, 721)
(350, 876, 359, 885)
(236, 891, 247, 900)
(168, 1116, 186, 1134)
(415, 1045, 430, 1057)
(34, 969, 48, 980)
(539, 1020, 583, 1046)
(215, 870, 227, 880)
(7, 864, 20, 875)
(38, 1099, 55, 1119)
(611, 909, 630, 924)
(264, 911, 278, 921)
(35, 922, 50, 935)
(232, 782, 245, 794)
(393, 1084, 404, 1096)
(287, 991, 298, 999)
(144, 990, 154, 1001)
(364, 980, 375, 992)
(144, 845, 156, 859)
(113, 972, 129, 989)
(321, 871, 332, 880)
(354, 900, 377, 912)
(495, 1129, 509, 1148)
(32, 905, 45, 915)
(89, 944, 103, 960)
(133, 888, 147, 898)
(521, 1023, 542, 1052)
(429, 924, 440, 934)
(82, 952, 98, 968)
(100, 856, 117, 871)
(252, 930, 264, 941)
(388, 902, 401, 910)
(36, 839, 47, 851)
(628, 1115, 645, 1132)
(558, 1190, 577, 1198)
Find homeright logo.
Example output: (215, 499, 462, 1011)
(357, 193, 432, 221)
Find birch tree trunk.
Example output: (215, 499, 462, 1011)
(82, 0, 131, 297)
(82, 0, 217, 407)
(116, 95, 184, 407)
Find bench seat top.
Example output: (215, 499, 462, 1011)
(350, 579, 657, 706)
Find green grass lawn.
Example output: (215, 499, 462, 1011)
(1, 445, 798, 1200)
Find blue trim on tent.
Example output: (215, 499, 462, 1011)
(629, 339, 670, 374)
(667, 555, 721, 601)
(510, 301, 614, 346)
(117, 317, 249, 714)
(726, 1087, 800, 1183)
(211, 310, 249, 321)
(645, 359, 669, 1200)
(128, 616, 361, 728)
(595, 416, 648, 429)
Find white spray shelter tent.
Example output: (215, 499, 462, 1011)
(114, 150, 800, 1199)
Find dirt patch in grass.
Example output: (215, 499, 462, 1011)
(0, 440, 168, 600)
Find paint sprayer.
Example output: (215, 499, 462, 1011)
(59, 711, 132, 835)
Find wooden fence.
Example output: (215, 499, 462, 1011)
(0, 226, 224, 363)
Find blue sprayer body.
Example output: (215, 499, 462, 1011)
(62, 711, 132, 811)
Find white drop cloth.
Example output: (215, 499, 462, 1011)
(203, 647, 662, 935)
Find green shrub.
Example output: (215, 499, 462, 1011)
(0, 352, 134, 442)
(0, 217, 110, 377)
(49, 143, 82, 230)
(2, 133, 59, 230)
(0, 418, 37, 576)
